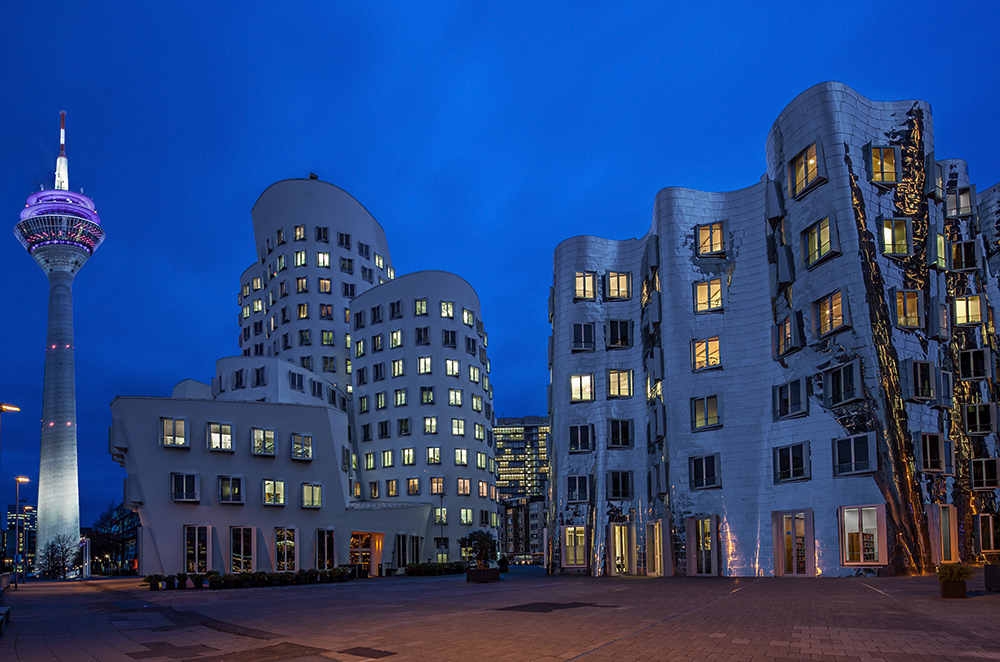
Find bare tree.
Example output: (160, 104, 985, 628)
(36, 534, 77, 579)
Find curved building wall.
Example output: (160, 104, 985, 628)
(349, 270, 498, 561)
(237, 178, 395, 395)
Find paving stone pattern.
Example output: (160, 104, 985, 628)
(1, 568, 999, 661)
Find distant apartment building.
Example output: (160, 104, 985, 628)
(2, 505, 37, 573)
(548, 82, 1000, 577)
(495, 416, 550, 500)
(501, 495, 546, 564)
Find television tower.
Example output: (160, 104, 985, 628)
(14, 113, 105, 555)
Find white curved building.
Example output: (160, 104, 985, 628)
(111, 177, 498, 576)
(549, 82, 1000, 577)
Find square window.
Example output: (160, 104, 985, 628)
(893, 289, 923, 329)
(824, 360, 862, 407)
(418, 357, 432, 374)
(607, 320, 631, 348)
(452, 418, 465, 436)
(416, 327, 430, 345)
(608, 471, 632, 499)
(773, 443, 810, 482)
(691, 395, 721, 430)
(425, 417, 438, 435)
(573, 323, 595, 351)
(608, 419, 632, 448)
(161, 418, 187, 447)
(694, 278, 723, 313)
(946, 186, 976, 218)
(442, 330, 457, 347)
(814, 290, 848, 337)
(571, 374, 594, 402)
(252, 428, 276, 455)
(880, 217, 912, 257)
(833, 433, 875, 475)
(696, 222, 725, 256)
(207, 423, 233, 451)
(567, 476, 589, 502)
(950, 240, 979, 272)
(457, 477, 471, 495)
(449, 388, 463, 406)
(689, 454, 720, 489)
(303, 483, 322, 508)
(959, 348, 992, 381)
(773, 377, 808, 420)
(292, 434, 313, 460)
(692, 336, 721, 371)
(869, 146, 899, 184)
(171, 473, 199, 501)
(574, 271, 596, 300)
(955, 295, 984, 326)
(263, 479, 285, 506)
(917, 432, 952, 474)
(455, 448, 468, 465)
(337, 232, 351, 248)
(398, 418, 411, 436)
(965, 403, 996, 436)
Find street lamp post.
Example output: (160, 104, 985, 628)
(14, 476, 29, 590)
(0, 403, 21, 519)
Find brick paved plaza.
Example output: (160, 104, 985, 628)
(2, 568, 999, 661)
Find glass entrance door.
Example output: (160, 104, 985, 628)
(612, 524, 630, 575)
(783, 512, 807, 576)
(350, 532, 372, 576)
(696, 517, 713, 575)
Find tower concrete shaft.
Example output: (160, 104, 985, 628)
(14, 114, 104, 556)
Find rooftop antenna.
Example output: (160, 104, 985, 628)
(54, 111, 68, 191)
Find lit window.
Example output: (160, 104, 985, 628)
(574, 271, 596, 300)
(407, 478, 420, 495)
(840, 505, 885, 565)
(355, 339, 365, 357)
(692, 337, 720, 371)
(252, 277, 262, 291)
(804, 217, 834, 266)
(607, 271, 631, 299)
(425, 417, 438, 435)
(452, 419, 465, 436)
(474, 423, 484, 440)
(320, 304, 333, 319)
(418, 357, 432, 374)
(207, 423, 233, 451)
(415, 298, 427, 316)
(365, 452, 375, 470)
(292, 434, 313, 460)
(463, 309, 474, 326)
(434, 507, 447, 524)
(946, 187, 975, 218)
(421, 386, 435, 404)
(376, 391, 387, 409)
(479, 480, 489, 497)
(302, 483, 322, 508)
(294, 250, 307, 267)
(263, 479, 285, 506)
(394, 388, 407, 406)
(375, 254, 384, 268)
(696, 222, 725, 256)
(790, 143, 819, 196)
(253, 299, 263, 312)
(441, 301, 454, 318)
(773, 443, 809, 482)
(316, 227, 329, 243)
(252, 428, 275, 455)
(381, 449, 394, 468)
(570, 374, 594, 402)
(297, 303, 309, 319)
(386, 479, 398, 497)
(402, 448, 415, 465)
(471, 395, 482, 412)
(446, 359, 460, 376)
(392, 358, 404, 377)
(426, 446, 441, 464)
(390, 330, 402, 348)
(870, 146, 898, 183)
(469, 366, 480, 383)
(955, 295, 983, 326)
(449, 388, 463, 406)
(689, 454, 720, 489)
(276, 254, 286, 271)
(296, 276, 308, 293)
(881, 217, 911, 256)
(564, 526, 587, 567)
(833, 433, 875, 476)
(321, 330, 335, 346)
(608, 369, 633, 398)
(694, 278, 723, 313)
(691, 395, 720, 430)
(894, 289, 922, 328)
(161, 418, 187, 447)
(317, 252, 330, 267)
(460, 508, 473, 525)
(815, 290, 846, 336)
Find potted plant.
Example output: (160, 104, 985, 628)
(175, 572, 188, 589)
(191, 574, 205, 589)
(208, 574, 224, 590)
(144, 574, 164, 591)
(458, 530, 501, 583)
(937, 563, 974, 598)
(163, 574, 177, 590)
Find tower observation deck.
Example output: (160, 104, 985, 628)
(14, 112, 105, 557)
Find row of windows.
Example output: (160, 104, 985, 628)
(347, 476, 498, 502)
(571, 321, 632, 351)
(567, 421, 634, 451)
(357, 416, 489, 440)
(161, 420, 314, 459)
(357, 358, 490, 387)
(354, 331, 482, 356)
(358, 388, 486, 412)
(573, 271, 632, 301)
(171, 474, 322, 507)
(355, 300, 481, 331)
(569, 370, 633, 401)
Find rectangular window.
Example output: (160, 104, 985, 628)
(465, 336, 477, 355)
(171, 473, 199, 501)
(263, 479, 285, 505)
(406, 478, 420, 495)
(442, 330, 456, 347)
(448, 388, 463, 406)
(608, 419, 632, 448)
(608, 470, 632, 499)
(440, 301, 454, 318)
(415, 327, 429, 345)
(691, 395, 720, 430)
(414, 298, 427, 316)
(951, 240, 979, 272)
(824, 360, 862, 407)
(894, 289, 922, 329)
(773, 443, 810, 482)
(463, 308, 474, 326)
(959, 348, 992, 381)
(567, 476, 589, 502)
(424, 416, 438, 435)
(378, 420, 390, 438)
(446, 359, 460, 376)
(316, 226, 329, 243)
(840, 505, 885, 566)
(574, 271, 596, 300)
(607, 320, 631, 348)
(569, 424, 592, 452)
(479, 480, 489, 497)
(421, 386, 435, 404)
(880, 217, 911, 257)
(397, 418, 410, 436)
(689, 454, 720, 489)
(804, 217, 834, 266)
(252, 428, 275, 455)
(434, 507, 447, 525)
(965, 403, 996, 436)
(607, 369, 632, 398)
(337, 232, 351, 248)
(297, 303, 309, 319)
(320, 304, 333, 319)
(385, 479, 398, 497)
(302, 483, 322, 508)
(275, 527, 295, 571)
(184, 525, 209, 574)
(219, 476, 243, 503)
(563, 526, 587, 567)
(833, 433, 875, 476)
(418, 357, 432, 374)
(790, 143, 819, 196)
(455, 448, 468, 465)
(207, 423, 233, 451)
(403, 448, 415, 465)
(161, 418, 187, 447)
(374, 363, 385, 382)
(692, 336, 721, 371)
(870, 146, 898, 183)
(394, 388, 407, 406)
(460, 508, 473, 525)
(607, 271, 631, 299)
(573, 322, 595, 351)
(918, 433, 949, 474)
(773, 377, 808, 419)
(231, 526, 253, 573)
(694, 278, 723, 313)
(976, 515, 1000, 553)
(571, 374, 594, 402)
(815, 290, 846, 336)
(696, 221, 725, 256)
(469, 366, 481, 383)
(955, 295, 984, 326)
(457, 477, 471, 496)
(292, 434, 313, 460)
(452, 418, 466, 436)
(390, 330, 403, 348)
(471, 394, 482, 412)
(477, 452, 487, 469)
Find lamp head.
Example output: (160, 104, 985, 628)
(1, 403, 20, 413)
(15, 476, 30, 483)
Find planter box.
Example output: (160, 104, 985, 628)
(466, 568, 501, 583)
(940, 580, 967, 599)
(985, 564, 1000, 591)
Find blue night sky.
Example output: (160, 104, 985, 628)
(1, 1, 997, 524)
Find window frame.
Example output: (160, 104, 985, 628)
(691, 394, 722, 431)
(693, 278, 723, 314)
(801, 216, 840, 268)
(773, 376, 808, 420)
(813, 289, 850, 338)
(689, 454, 721, 489)
(833, 433, 876, 476)
(691, 336, 721, 372)
(574, 271, 596, 300)
(570, 374, 594, 402)
(773, 442, 810, 483)
(695, 221, 726, 257)
(838, 504, 887, 567)
(787, 142, 826, 198)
